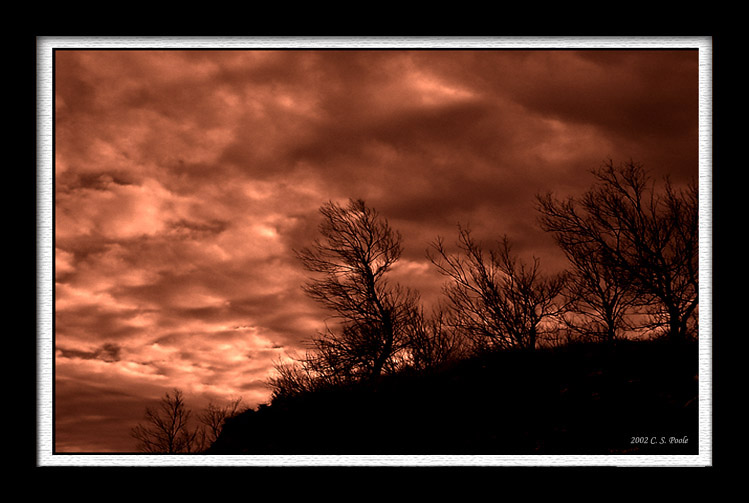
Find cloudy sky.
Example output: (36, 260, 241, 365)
(48, 44, 701, 453)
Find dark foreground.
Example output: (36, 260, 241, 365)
(207, 339, 699, 455)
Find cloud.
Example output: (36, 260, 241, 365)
(57, 342, 122, 362)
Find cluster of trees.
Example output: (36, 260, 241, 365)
(130, 388, 245, 453)
(268, 160, 699, 400)
(537, 160, 699, 344)
(130, 160, 698, 452)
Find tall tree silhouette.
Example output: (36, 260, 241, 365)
(558, 244, 637, 343)
(130, 388, 200, 453)
(536, 160, 698, 341)
(429, 228, 567, 352)
(537, 203, 638, 343)
(294, 198, 420, 383)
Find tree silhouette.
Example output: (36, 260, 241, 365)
(405, 305, 468, 371)
(429, 227, 567, 352)
(294, 198, 421, 382)
(130, 389, 245, 453)
(537, 203, 638, 343)
(536, 160, 698, 341)
(198, 397, 245, 446)
(130, 388, 200, 453)
(559, 251, 637, 343)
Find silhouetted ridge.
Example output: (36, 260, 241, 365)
(207, 339, 698, 455)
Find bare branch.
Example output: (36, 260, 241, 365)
(429, 228, 567, 352)
(536, 160, 698, 341)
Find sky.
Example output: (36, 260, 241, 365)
(49, 46, 702, 453)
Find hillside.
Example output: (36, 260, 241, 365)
(207, 339, 699, 455)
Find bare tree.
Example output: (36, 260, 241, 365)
(294, 198, 421, 382)
(536, 160, 698, 341)
(198, 398, 245, 446)
(537, 204, 638, 343)
(405, 305, 468, 371)
(563, 258, 637, 343)
(130, 388, 200, 453)
(429, 227, 567, 352)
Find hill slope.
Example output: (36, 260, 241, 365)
(208, 339, 699, 455)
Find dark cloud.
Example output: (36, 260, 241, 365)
(497, 51, 698, 163)
(58, 342, 122, 362)
(161, 219, 231, 242)
(56, 305, 145, 342)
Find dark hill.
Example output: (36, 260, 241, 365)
(207, 339, 699, 455)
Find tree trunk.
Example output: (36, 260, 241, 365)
(371, 310, 393, 378)
(528, 326, 537, 351)
(668, 304, 685, 341)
